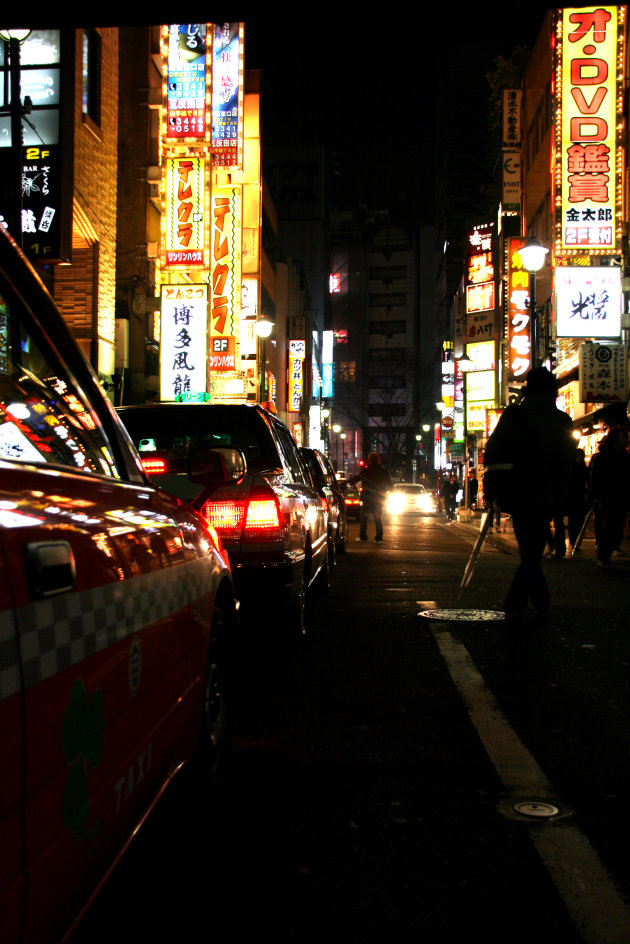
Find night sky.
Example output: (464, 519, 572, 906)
(243, 4, 554, 218)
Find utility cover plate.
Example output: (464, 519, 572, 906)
(418, 608, 506, 622)
(513, 801, 559, 819)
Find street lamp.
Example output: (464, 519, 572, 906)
(254, 318, 274, 403)
(458, 354, 473, 520)
(0, 29, 31, 245)
(519, 236, 549, 370)
(340, 431, 347, 474)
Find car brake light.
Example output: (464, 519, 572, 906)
(141, 457, 167, 474)
(201, 492, 284, 542)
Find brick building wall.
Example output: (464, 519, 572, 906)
(54, 28, 119, 386)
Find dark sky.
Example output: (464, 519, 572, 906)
(243, 5, 553, 217)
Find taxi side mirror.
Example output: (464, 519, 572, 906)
(188, 447, 246, 490)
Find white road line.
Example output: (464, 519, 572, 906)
(432, 627, 630, 944)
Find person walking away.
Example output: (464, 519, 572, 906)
(567, 448, 589, 552)
(484, 367, 575, 627)
(588, 428, 630, 567)
(350, 452, 393, 542)
(440, 473, 459, 522)
(467, 471, 479, 509)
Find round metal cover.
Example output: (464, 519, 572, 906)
(513, 801, 559, 819)
(418, 608, 506, 622)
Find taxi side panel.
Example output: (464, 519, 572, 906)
(0, 468, 221, 944)
(0, 526, 25, 943)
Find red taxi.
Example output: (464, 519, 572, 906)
(0, 229, 238, 943)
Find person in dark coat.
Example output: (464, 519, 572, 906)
(567, 448, 590, 551)
(350, 452, 393, 542)
(484, 367, 575, 626)
(440, 473, 459, 522)
(588, 428, 630, 566)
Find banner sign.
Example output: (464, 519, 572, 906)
(164, 156, 207, 268)
(555, 266, 621, 337)
(289, 339, 306, 412)
(506, 238, 532, 381)
(212, 22, 244, 168)
(579, 341, 627, 401)
(554, 6, 625, 255)
(465, 224, 495, 336)
(166, 25, 209, 141)
(210, 186, 242, 369)
(160, 284, 208, 401)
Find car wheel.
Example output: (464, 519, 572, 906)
(337, 520, 348, 554)
(197, 607, 231, 783)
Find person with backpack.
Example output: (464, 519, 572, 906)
(484, 367, 575, 628)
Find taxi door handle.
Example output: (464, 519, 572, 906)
(25, 541, 77, 599)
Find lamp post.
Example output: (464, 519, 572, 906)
(0, 29, 31, 245)
(458, 354, 473, 520)
(332, 423, 341, 471)
(340, 432, 347, 474)
(254, 318, 273, 403)
(519, 236, 549, 371)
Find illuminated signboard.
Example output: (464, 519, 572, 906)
(240, 278, 258, 358)
(555, 266, 621, 338)
(289, 339, 306, 412)
(212, 22, 244, 168)
(322, 330, 334, 398)
(465, 224, 496, 339)
(164, 156, 207, 268)
(466, 282, 495, 313)
(579, 341, 627, 401)
(554, 6, 626, 255)
(165, 25, 209, 141)
(506, 238, 531, 381)
(466, 340, 495, 371)
(210, 186, 242, 369)
(160, 284, 208, 401)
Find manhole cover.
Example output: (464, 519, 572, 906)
(513, 801, 559, 819)
(418, 608, 506, 622)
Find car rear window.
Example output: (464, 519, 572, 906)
(118, 405, 278, 474)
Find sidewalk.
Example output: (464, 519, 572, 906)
(449, 508, 616, 561)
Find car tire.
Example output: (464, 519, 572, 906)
(197, 607, 232, 784)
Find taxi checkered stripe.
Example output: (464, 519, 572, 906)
(0, 557, 217, 699)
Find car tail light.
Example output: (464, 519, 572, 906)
(201, 491, 284, 542)
(141, 457, 167, 474)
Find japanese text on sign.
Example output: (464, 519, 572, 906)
(160, 285, 208, 401)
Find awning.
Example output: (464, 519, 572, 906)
(573, 401, 630, 434)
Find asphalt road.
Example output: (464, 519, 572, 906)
(73, 512, 630, 943)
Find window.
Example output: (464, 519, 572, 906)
(0, 289, 119, 477)
(338, 361, 356, 382)
(369, 293, 406, 308)
(82, 29, 101, 125)
(369, 375, 405, 390)
(369, 320, 406, 335)
(369, 348, 405, 362)
(369, 403, 407, 418)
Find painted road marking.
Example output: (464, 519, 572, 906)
(432, 627, 630, 944)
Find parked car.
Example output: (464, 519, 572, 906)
(0, 228, 237, 944)
(300, 446, 348, 562)
(338, 477, 362, 520)
(385, 482, 438, 515)
(116, 403, 329, 637)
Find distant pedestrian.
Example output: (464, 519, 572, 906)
(588, 428, 630, 567)
(350, 452, 393, 542)
(440, 473, 459, 522)
(484, 367, 575, 627)
(467, 472, 479, 509)
(567, 448, 589, 551)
